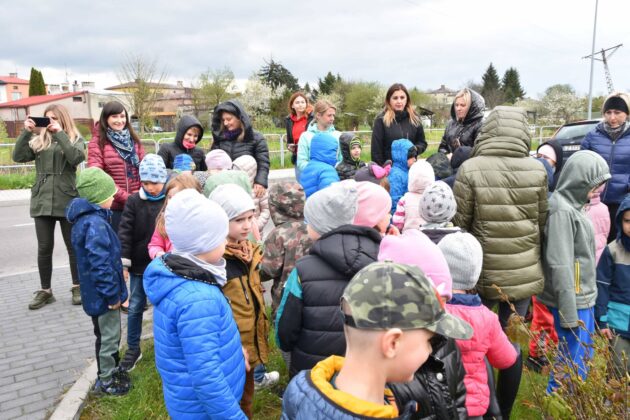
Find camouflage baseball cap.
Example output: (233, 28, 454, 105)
(342, 262, 473, 340)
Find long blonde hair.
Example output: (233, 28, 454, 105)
(29, 104, 81, 153)
(382, 83, 421, 127)
(155, 173, 202, 238)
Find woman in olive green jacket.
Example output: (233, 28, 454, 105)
(13, 105, 85, 310)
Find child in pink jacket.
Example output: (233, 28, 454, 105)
(392, 160, 435, 232)
(440, 232, 518, 419)
(586, 184, 610, 263)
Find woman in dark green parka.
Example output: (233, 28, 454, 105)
(13, 104, 85, 310)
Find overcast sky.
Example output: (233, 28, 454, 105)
(2, 0, 628, 98)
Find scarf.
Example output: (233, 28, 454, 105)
(226, 239, 254, 263)
(107, 128, 140, 167)
(603, 121, 629, 141)
(142, 187, 165, 202)
(171, 250, 228, 286)
(223, 128, 242, 141)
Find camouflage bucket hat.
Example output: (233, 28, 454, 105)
(342, 262, 473, 340)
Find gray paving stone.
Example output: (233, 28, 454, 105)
(1, 407, 23, 419)
(1, 378, 37, 393)
(1, 392, 43, 410)
(0, 390, 18, 403)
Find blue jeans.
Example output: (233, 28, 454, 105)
(254, 364, 266, 382)
(547, 306, 594, 393)
(127, 274, 147, 350)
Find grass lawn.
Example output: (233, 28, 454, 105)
(80, 314, 555, 420)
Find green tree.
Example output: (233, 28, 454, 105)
(258, 58, 299, 91)
(192, 67, 235, 125)
(0, 117, 8, 139)
(343, 81, 382, 128)
(481, 63, 503, 108)
(540, 84, 582, 124)
(501, 67, 526, 104)
(28, 67, 46, 96)
(317, 71, 338, 96)
(409, 87, 431, 108)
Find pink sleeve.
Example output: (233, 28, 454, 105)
(392, 197, 406, 230)
(148, 228, 169, 259)
(486, 314, 517, 369)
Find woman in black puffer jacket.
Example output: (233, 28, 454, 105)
(211, 99, 270, 195)
(438, 88, 485, 154)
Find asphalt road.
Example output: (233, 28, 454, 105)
(0, 202, 70, 277)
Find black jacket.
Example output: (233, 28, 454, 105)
(277, 225, 381, 377)
(371, 111, 427, 165)
(336, 132, 366, 180)
(211, 100, 270, 187)
(158, 115, 207, 171)
(118, 190, 164, 275)
(389, 338, 467, 420)
(438, 89, 485, 154)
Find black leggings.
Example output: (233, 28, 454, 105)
(34, 216, 79, 289)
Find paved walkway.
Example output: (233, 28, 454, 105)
(0, 168, 295, 419)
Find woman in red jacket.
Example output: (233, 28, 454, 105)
(285, 92, 313, 177)
(88, 101, 146, 232)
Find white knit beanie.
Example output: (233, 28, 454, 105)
(165, 189, 229, 255)
(438, 232, 483, 291)
(209, 183, 256, 220)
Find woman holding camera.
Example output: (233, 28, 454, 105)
(13, 105, 85, 310)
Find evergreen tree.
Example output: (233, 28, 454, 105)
(501, 67, 526, 104)
(258, 58, 299, 91)
(481, 63, 503, 108)
(317, 72, 337, 95)
(29, 68, 46, 96)
(304, 82, 311, 94)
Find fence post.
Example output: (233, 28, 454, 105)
(279, 134, 285, 168)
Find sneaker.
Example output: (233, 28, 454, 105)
(28, 290, 55, 310)
(119, 348, 142, 372)
(71, 286, 81, 305)
(92, 373, 131, 396)
(525, 355, 549, 373)
(254, 371, 280, 390)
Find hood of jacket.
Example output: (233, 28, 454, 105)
(310, 225, 381, 277)
(143, 254, 220, 306)
(472, 106, 531, 158)
(537, 139, 565, 176)
(174, 115, 204, 147)
(232, 154, 257, 184)
(554, 150, 611, 209)
(66, 197, 109, 224)
(268, 181, 305, 225)
(391, 138, 415, 170)
(306, 119, 336, 134)
(450, 88, 485, 124)
(339, 132, 359, 165)
(615, 195, 630, 249)
(211, 99, 253, 139)
(309, 133, 339, 166)
(408, 160, 435, 193)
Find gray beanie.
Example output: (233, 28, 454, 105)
(304, 182, 359, 236)
(208, 184, 255, 220)
(165, 189, 229, 255)
(420, 181, 457, 224)
(438, 232, 483, 291)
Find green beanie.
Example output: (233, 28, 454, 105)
(349, 137, 362, 150)
(76, 167, 117, 205)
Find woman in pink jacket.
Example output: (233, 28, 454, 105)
(440, 232, 519, 420)
(88, 101, 145, 232)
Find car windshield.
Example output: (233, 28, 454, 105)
(554, 123, 598, 141)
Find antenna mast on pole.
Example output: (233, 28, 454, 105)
(583, 43, 623, 94)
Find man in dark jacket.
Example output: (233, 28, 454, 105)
(157, 115, 207, 171)
(211, 100, 270, 190)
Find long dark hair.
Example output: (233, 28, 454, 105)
(383, 83, 420, 127)
(98, 101, 140, 149)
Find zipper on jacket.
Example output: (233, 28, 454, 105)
(574, 259, 581, 293)
(602, 136, 617, 202)
(238, 275, 250, 305)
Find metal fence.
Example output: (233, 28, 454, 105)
(0, 126, 561, 173)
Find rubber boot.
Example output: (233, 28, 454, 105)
(484, 357, 502, 419)
(496, 344, 522, 420)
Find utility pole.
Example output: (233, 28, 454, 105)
(585, 0, 598, 120)
(583, 44, 623, 94)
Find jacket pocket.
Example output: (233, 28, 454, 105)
(574, 260, 580, 294)
(607, 301, 630, 333)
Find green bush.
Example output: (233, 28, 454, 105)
(0, 172, 36, 189)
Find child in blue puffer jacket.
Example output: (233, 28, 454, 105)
(66, 167, 129, 396)
(388, 138, 418, 213)
(299, 132, 340, 198)
(143, 189, 247, 419)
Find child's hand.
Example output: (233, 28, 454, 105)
(242, 346, 250, 372)
(156, 251, 165, 258)
(600, 328, 614, 340)
(123, 268, 129, 281)
(386, 224, 400, 236)
(109, 301, 121, 310)
(253, 184, 266, 198)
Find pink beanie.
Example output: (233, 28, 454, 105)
(353, 181, 392, 228)
(205, 149, 233, 170)
(378, 229, 453, 300)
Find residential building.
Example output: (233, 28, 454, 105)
(0, 73, 30, 103)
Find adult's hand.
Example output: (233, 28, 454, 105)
(242, 346, 251, 372)
(24, 117, 35, 132)
(600, 328, 614, 340)
(47, 120, 62, 133)
(253, 184, 266, 198)
(109, 301, 121, 310)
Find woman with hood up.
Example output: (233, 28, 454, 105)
(211, 99, 270, 197)
(158, 115, 207, 171)
(439, 88, 485, 155)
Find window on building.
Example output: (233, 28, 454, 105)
(73, 96, 83, 102)
(12, 92, 22, 100)
(98, 102, 105, 108)
(13, 86, 18, 90)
